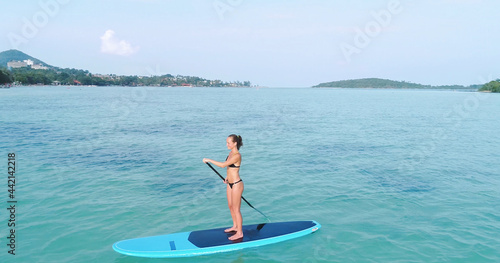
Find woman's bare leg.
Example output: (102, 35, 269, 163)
(225, 184, 237, 232)
(229, 182, 244, 240)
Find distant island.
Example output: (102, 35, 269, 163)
(478, 80, 500, 93)
(0, 49, 252, 87)
(314, 78, 483, 90)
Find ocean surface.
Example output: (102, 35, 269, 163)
(1, 86, 499, 263)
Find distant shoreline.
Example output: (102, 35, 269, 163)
(1, 50, 498, 92)
(312, 86, 479, 91)
(3, 84, 487, 92)
(313, 78, 481, 90)
(4, 84, 264, 88)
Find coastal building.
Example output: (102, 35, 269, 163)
(32, 64, 48, 70)
(94, 74, 112, 80)
(6, 59, 48, 70)
(7, 61, 27, 68)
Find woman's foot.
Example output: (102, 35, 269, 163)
(224, 227, 237, 233)
(228, 232, 243, 240)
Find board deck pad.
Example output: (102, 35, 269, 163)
(113, 220, 321, 258)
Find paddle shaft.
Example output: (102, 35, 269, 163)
(205, 162, 271, 222)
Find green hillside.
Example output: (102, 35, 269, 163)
(0, 49, 52, 68)
(0, 49, 251, 87)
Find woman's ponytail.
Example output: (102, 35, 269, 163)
(229, 134, 243, 150)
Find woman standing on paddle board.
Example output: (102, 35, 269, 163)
(203, 134, 244, 240)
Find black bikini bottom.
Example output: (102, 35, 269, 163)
(228, 179, 242, 188)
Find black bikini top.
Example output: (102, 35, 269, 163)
(226, 155, 240, 168)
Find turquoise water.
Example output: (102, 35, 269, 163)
(1, 86, 499, 262)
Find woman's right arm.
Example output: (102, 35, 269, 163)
(203, 158, 229, 184)
(203, 154, 239, 168)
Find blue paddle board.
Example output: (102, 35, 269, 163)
(113, 220, 321, 258)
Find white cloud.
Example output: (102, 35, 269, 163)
(100, 29, 139, 56)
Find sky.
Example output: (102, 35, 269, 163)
(1, 0, 499, 87)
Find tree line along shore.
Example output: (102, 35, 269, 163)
(1, 68, 499, 92)
(0, 49, 252, 87)
(0, 67, 251, 87)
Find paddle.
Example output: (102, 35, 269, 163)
(205, 162, 271, 223)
